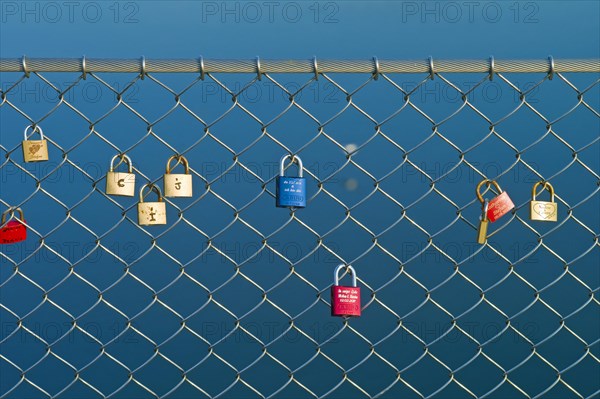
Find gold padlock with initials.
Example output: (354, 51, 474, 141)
(106, 154, 136, 197)
(22, 125, 49, 162)
(530, 181, 558, 222)
(138, 184, 167, 226)
(164, 155, 193, 198)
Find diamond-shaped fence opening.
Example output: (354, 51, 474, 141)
(0, 57, 599, 398)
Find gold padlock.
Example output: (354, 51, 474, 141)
(106, 154, 136, 197)
(22, 125, 49, 162)
(164, 155, 193, 198)
(477, 200, 489, 244)
(530, 181, 558, 222)
(137, 184, 167, 226)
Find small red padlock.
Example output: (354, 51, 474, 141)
(0, 208, 27, 244)
(331, 264, 361, 317)
(476, 179, 514, 223)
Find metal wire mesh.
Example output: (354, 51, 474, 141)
(0, 57, 599, 399)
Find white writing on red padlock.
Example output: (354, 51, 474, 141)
(0, 208, 27, 244)
(331, 265, 361, 318)
(487, 191, 514, 222)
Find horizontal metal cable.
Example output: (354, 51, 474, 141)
(1, 57, 599, 74)
(0, 60, 598, 399)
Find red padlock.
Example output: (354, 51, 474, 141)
(476, 179, 514, 223)
(0, 208, 27, 244)
(331, 264, 361, 317)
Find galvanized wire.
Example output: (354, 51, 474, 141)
(0, 57, 599, 399)
(1, 57, 599, 74)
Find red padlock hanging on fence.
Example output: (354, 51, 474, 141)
(0, 208, 27, 244)
(476, 179, 515, 223)
(331, 264, 361, 317)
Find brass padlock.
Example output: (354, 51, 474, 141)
(106, 154, 136, 197)
(164, 155, 193, 198)
(477, 200, 489, 244)
(530, 181, 558, 222)
(137, 184, 167, 226)
(22, 125, 49, 162)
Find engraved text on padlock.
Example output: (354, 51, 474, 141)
(164, 155, 193, 198)
(22, 125, 49, 162)
(137, 184, 167, 226)
(0, 208, 27, 244)
(487, 191, 514, 222)
(530, 181, 558, 222)
(331, 265, 361, 317)
(106, 154, 136, 197)
(276, 154, 306, 208)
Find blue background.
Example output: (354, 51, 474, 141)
(1, 1, 599, 398)
(1, 1, 599, 58)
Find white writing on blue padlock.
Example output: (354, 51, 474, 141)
(276, 154, 306, 208)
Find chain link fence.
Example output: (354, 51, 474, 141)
(0, 57, 599, 399)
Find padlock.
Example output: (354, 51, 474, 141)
(0, 208, 27, 244)
(164, 155, 193, 198)
(276, 154, 306, 208)
(331, 264, 361, 317)
(530, 181, 558, 222)
(476, 179, 514, 223)
(477, 200, 489, 244)
(106, 154, 136, 197)
(22, 125, 49, 162)
(137, 184, 167, 226)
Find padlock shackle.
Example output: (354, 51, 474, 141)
(481, 199, 489, 222)
(109, 154, 133, 173)
(139, 184, 163, 203)
(532, 181, 554, 201)
(279, 154, 303, 178)
(476, 179, 503, 204)
(334, 264, 357, 287)
(1, 207, 24, 224)
(23, 125, 44, 141)
(166, 155, 190, 174)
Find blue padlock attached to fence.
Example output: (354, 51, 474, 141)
(276, 154, 306, 208)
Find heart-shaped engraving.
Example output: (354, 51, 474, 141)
(533, 203, 556, 219)
(28, 144, 42, 155)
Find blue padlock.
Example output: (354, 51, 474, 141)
(276, 154, 306, 208)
